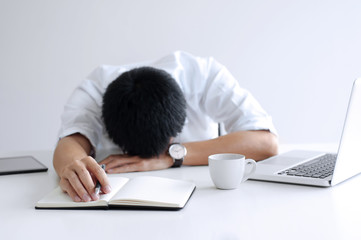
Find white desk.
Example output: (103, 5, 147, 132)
(1, 145, 361, 240)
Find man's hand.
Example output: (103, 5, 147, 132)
(99, 153, 173, 173)
(58, 156, 112, 202)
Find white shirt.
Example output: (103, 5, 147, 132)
(59, 51, 277, 153)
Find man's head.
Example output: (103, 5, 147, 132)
(102, 67, 187, 158)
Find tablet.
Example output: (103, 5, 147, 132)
(0, 156, 48, 175)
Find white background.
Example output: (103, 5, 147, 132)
(1, 0, 361, 151)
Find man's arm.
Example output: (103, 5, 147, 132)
(183, 130, 278, 165)
(53, 133, 111, 202)
(99, 130, 278, 173)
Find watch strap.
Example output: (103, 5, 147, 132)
(171, 157, 183, 168)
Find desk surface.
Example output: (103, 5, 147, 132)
(1, 145, 361, 240)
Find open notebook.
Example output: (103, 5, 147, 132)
(35, 176, 196, 210)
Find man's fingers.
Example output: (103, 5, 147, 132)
(74, 163, 96, 197)
(58, 156, 112, 202)
(99, 154, 172, 174)
(99, 155, 131, 167)
(60, 178, 82, 202)
(107, 160, 150, 173)
(106, 159, 137, 170)
(100, 156, 140, 171)
(66, 170, 92, 202)
(106, 164, 134, 173)
(87, 162, 111, 194)
(99, 154, 124, 165)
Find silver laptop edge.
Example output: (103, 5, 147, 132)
(250, 78, 361, 187)
(331, 78, 361, 186)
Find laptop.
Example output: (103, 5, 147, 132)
(250, 78, 361, 187)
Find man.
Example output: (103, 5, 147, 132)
(53, 51, 278, 203)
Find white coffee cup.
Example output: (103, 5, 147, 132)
(208, 153, 257, 190)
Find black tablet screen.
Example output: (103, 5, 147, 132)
(0, 156, 48, 175)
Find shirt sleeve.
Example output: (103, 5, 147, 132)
(58, 65, 118, 148)
(200, 58, 278, 135)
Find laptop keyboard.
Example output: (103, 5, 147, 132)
(277, 153, 337, 179)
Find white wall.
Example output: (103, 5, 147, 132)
(1, 0, 361, 151)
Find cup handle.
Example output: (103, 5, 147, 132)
(242, 159, 257, 182)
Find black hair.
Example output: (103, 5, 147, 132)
(102, 66, 187, 158)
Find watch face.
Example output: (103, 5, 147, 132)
(169, 144, 187, 159)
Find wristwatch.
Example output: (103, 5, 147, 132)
(168, 143, 187, 168)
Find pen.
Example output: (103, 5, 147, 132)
(95, 164, 106, 196)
